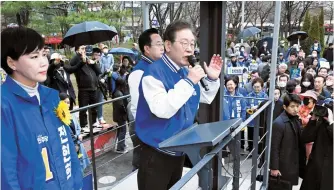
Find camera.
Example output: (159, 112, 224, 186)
(312, 101, 333, 118)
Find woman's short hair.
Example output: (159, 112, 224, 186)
(252, 77, 264, 87)
(224, 76, 239, 87)
(1, 27, 45, 75)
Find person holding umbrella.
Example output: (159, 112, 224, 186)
(258, 41, 271, 57)
(70, 45, 102, 129)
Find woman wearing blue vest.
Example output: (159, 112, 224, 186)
(1, 27, 82, 189)
(246, 77, 268, 152)
(223, 76, 247, 149)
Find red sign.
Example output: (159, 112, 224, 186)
(45, 37, 63, 44)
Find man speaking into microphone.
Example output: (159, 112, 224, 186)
(135, 20, 223, 190)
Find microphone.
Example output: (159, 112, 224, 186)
(187, 55, 209, 91)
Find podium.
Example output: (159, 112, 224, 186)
(159, 118, 242, 190)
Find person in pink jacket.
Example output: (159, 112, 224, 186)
(298, 90, 318, 162)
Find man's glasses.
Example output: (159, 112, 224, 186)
(174, 40, 196, 50)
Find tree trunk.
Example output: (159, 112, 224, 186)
(16, 13, 22, 26)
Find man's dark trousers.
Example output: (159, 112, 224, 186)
(137, 143, 185, 190)
(78, 90, 98, 128)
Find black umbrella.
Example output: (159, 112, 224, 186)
(61, 21, 117, 47)
(287, 31, 308, 47)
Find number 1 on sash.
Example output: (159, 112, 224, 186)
(41, 147, 54, 181)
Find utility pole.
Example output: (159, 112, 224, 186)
(241, 1, 245, 43)
(132, 1, 135, 42)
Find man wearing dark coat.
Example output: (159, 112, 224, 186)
(270, 93, 306, 186)
(300, 105, 333, 190)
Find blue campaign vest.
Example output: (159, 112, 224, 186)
(246, 91, 268, 127)
(135, 54, 201, 154)
(131, 55, 153, 73)
(1, 77, 82, 190)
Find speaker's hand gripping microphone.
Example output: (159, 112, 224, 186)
(187, 55, 209, 91)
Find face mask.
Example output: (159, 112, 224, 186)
(303, 98, 310, 106)
(103, 49, 108, 54)
(312, 54, 317, 58)
(302, 81, 311, 87)
(263, 44, 267, 47)
(278, 81, 287, 88)
(241, 48, 245, 52)
(326, 81, 333, 87)
(314, 43, 318, 47)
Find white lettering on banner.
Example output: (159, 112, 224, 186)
(58, 125, 71, 180)
(37, 135, 49, 144)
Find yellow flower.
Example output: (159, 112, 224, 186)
(55, 101, 72, 126)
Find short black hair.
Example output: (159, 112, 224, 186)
(163, 20, 193, 42)
(92, 48, 101, 54)
(75, 45, 86, 51)
(59, 92, 69, 100)
(279, 74, 289, 81)
(286, 80, 297, 93)
(290, 50, 297, 57)
(138, 28, 159, 54)
(115, 77, 126, 89)
(252, 77, 264, 87)
(329, 43, 333, 46)
(1, 27, 45, 75)
(113, 64, 120, 72)
(225, 76, 239, 88)
(283, 93, 301, 107)
(251, 70, 259, 75)
(315, 75, 326, 83)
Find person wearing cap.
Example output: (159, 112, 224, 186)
(299, 90, 318, 127)
(47, 52, 82, 110)
(237, 55, 245, 67)
(227, 53, 237, 67)
(278, 52, 286, 64)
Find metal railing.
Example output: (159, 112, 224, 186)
(70, 94, 132, 190)
(170, 100, 273, 190)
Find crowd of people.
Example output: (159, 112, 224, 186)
(1, 19, 333, 190)
(224, 38, 333, 189)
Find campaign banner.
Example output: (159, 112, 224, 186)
(227, 67, 248, 75)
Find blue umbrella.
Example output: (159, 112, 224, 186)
(238, 27, 261, 39)
(61, 21, 117, 47)
(109, 47, 135, 56)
